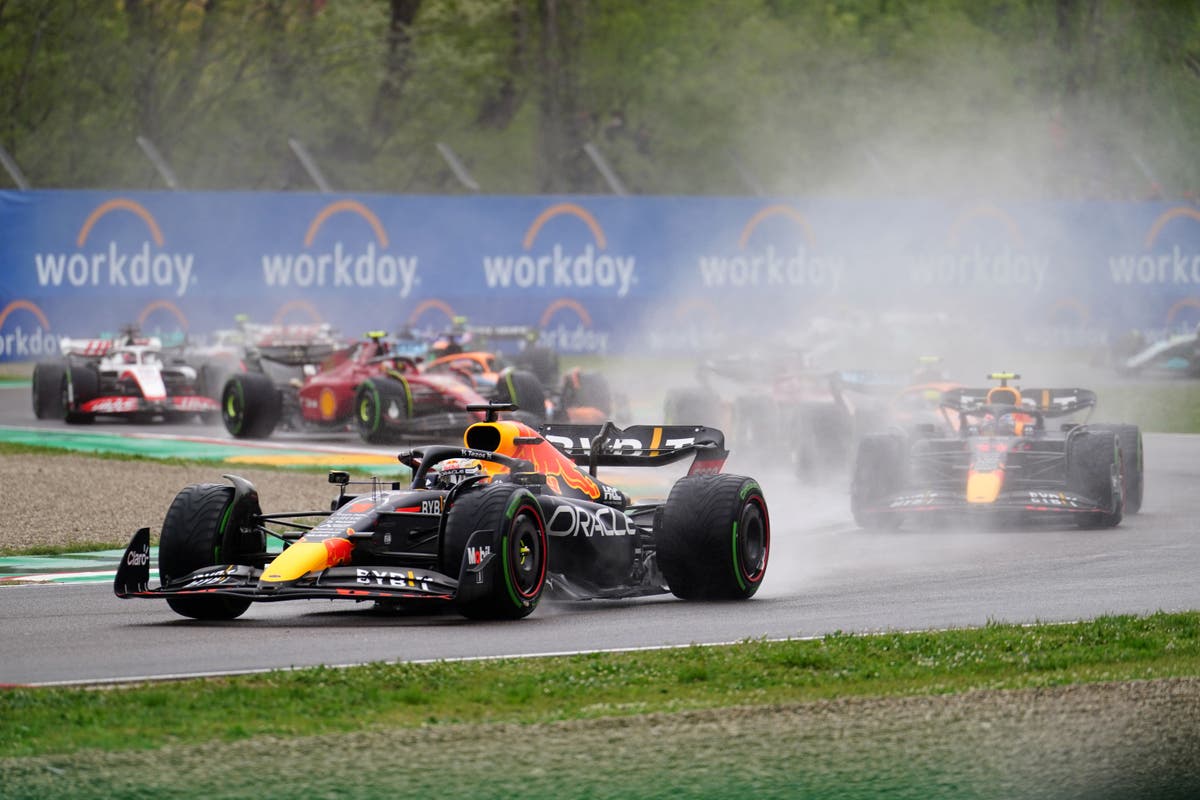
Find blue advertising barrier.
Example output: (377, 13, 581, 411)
(2, 190, 1200, 362)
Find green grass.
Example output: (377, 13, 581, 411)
(2, 611, 1197, 759)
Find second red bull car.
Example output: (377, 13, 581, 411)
(850, 373, 1143, 530)
(115, 403, 770, 620)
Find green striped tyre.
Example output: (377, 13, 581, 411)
(158, 483, 264, 620)
(61, 365, 99, 424)
(440, 485, 548, 620)
(490, 368, 547, 421)
(1088, 423, 1143, 514)
(656, 474, 770, 600)
(355, 375, 413, 444)
(1067, 429, 1124, 529)
(221, 372, 281, 439)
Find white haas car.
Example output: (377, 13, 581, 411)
(32, 333, 219, 423)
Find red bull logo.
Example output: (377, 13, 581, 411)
(538, 298, 607, 353)
(260, 200, 419, 297)
(697, 204, 844, 292)
(909, 204, 1049, 291)
(33, 198, 196, 297)
(1110, 206, 1200, 291)
(482, 203, 637, 297)
(0, 300, 58, 361)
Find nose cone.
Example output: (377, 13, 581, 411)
(260, 537, 353, 584)
(966, 471, 1003, 504)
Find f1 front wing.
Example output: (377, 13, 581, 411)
(113, 527, 500, 606)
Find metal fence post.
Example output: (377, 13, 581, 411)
(136, 136, 181, 190)
(288, 137, 333, 193)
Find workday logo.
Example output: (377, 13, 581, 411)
(482, 203, 637, 297)
(909, 205, 1049, 292)
(0, 300, 58, 361)
(260, 200, 419, 297)
(538, 298, 608, 353)
(697, 204, 844, 293)
(1109, 206, 1200, 289)
(33, 198, 196, 297)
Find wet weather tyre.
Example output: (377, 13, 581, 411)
(440, 485, 548, 620)
(1067, 429, 1123, 529)
(850, 433, 907, 530)
(514, 345, 560, 387)
(158, 483, 264, 620)
(355, 376, 412, 444)
(491, 368, 547, 420)
(1089, 423, 1143, 514)
(664, 386, 722, 427)
(221, 372, 281, 439)
(62, 366, 99, 424)
(656, 474, 770, 600)
(32, 362, 64, 419)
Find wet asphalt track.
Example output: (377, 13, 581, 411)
(1, 382, 1198, 686)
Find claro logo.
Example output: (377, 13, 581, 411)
(1110, 206, 1200, 288)
(697, 204, 844, 292)
(33, 198, 195, 297)
(0, 300, 58, 360)
(482, 203, 637, 297)
(261, 200, 419, 297)
(909, 204, 1049, 292)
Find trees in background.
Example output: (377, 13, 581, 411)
(1, 0, 1198, 198)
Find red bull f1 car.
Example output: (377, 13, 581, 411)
(851, 373, 1144, 530)
(32, 330, 219, 423)
(115, 403, 770, 620)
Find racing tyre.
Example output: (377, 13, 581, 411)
(62, 366, 99, 424)
(221, 372, 281, 439)
(1088, 423, 1143, 514)
(850, 433, 908, 530)
(663, 386, 722, 427)
(491, 368, 547, 420)
(32, 362, 64, 419)
(514, 345, 560, 387)
(1067, 429, 1123, 529)
(656, 474, 770, 600)
(158, 482, 265, 620)
(355, 376, 413, 444)
(440, 485, 548, 620)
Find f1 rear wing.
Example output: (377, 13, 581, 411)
(538, 421, 729, 475)
(941, 387, 1097, 417)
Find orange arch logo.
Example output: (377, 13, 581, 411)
(77, 198, 165, 247)
(1143, 206, 1200, 249)
(737, 204, 815, 249)
(944, 204, 1025, 248)
(272, 299, 325, 325)
(539, 298, 592, 328)
(0, 300, 51, 330)
(407, 299, 457, 329)
(137, 300, 189, 332)
(1166, 297, 1200, 327)
(523, 203, 606, 250)
(304, 200, 389, 248)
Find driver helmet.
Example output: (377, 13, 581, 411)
(428, 458, 484, 488)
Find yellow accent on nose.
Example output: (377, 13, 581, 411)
(966, 471, 1003, 504)
(261, 542, 333, 583)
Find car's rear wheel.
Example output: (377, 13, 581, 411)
(1068, 429, 1123, 529)
(558, 368, 612, 416)
(850, 433, 907, 529)
(440, 485, 548, 620)
(32, 362, 64, 419)
(491, 368, 547, 421)
(159, 483, 264, 620)
(221, 372, 281, 439)
(656, 474, 770, 600)
(355, 376, 413, 443)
